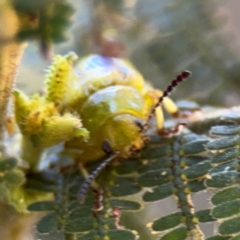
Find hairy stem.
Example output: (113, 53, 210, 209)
(0, 1, 26, 156)
(0, 202, 37, 240)
(0, 42, 26, 139)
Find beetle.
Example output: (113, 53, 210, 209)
(61, 54, 191, 202)
(65, 55, 188, 160)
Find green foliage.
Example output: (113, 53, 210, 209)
(206, 120, 240, 238)
(0, 157, 25, 202)
(13, 0, 74, 41)
(75, 0, 240, 107)
(28, 169, 139, 239)
(206, 236, 230, 240)
(0, 156, 54, 212)
(23, 111, 240, 240)
(10, 0, 74, 57)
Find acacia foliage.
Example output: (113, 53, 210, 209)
(23, 109, 240, 240)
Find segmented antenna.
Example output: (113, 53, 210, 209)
(142, 70, 191, 132)
(78, 151, 120, 203)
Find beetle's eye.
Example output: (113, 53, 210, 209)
(102, 140, 113, 155)
(134, 119, 144, 131)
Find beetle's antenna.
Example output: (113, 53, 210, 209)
(142, 70, 191, 132)
(78, 151, 120, 203)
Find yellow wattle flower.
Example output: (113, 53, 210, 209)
(44, 52, 78, 107)
(14, 88, 89, 149)
(38, 113, 89, 148)
(13, 89, 31, 130)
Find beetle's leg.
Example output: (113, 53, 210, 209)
(158, 123, 187, 136)
(155, 105, 164, 131)
(153, 93, 187, 135)
(78, 141, 120, 203)
(92, 188, 104, 218)
(147, 89, 178, 131)
(159, 91, 179, 117)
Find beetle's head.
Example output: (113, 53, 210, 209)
(102, 114, 145, 158)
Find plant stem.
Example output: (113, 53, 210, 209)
(0, 42, 26, 144)
(0, 1, 27, 156)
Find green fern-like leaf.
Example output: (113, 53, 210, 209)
(28, 168, 140, 239)
(206, 121, 240, 238)
(24, 107, 240, 239)
(0, 157, 25, 202)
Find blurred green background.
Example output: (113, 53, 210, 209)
(17, 0, 240, 107)
(13, 1, 240, 239)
